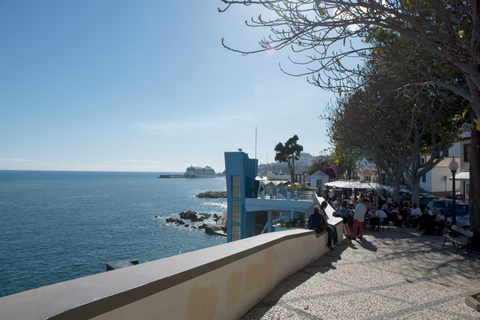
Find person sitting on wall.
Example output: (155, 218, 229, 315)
(307, 204, 337, 250)
(320, 200, 340, 245)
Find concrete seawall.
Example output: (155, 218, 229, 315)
(0, 223, 343, 320)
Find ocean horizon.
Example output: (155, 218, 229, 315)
(0, 170, 227, 298)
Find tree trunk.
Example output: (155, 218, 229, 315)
(469, 128, 480, 248)
(392, 188, 400, 204)
(289, 159, 295, 183)
(411, 175, 421, 209)
(391, 164, 403, 204)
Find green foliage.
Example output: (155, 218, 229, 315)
(307, 154, 333, 176)
(282, 215, 305, 228)
(300, 184, 312, 191)
(275, 135, 303, 182)
(297, 214, 305, 228)
(331, 145, 360, 179)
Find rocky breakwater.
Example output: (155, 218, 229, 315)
(196, 191, 227, 199)
(163, 211, 223, 230)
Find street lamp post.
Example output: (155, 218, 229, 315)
(449, 157, 459, 226)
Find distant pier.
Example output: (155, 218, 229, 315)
(158, 174, 185, 178)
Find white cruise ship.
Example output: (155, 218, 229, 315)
(184, 166, 216, 178)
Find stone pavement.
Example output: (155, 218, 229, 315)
(241, 226, 480, 320)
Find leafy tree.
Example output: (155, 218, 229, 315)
(324, 87, 409, 200)
(325, 67, 465, 204)
(307, 153, 333, 176)
(274, 135, 304, 182)
(323, 166, 338, 179)
(329, 134, 361, 180)
(307, 159, 323, 176)
(219, 0, 480, 246)
(347, 29, 467, 204)
(219, 0, 480, 117)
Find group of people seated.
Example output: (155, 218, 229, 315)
(387, 202, 446, 235)
(330, 196, 390, 238)
(307, 192, 448, 251)
(307, 196, 386, 249)
(413, 206, 446, 235)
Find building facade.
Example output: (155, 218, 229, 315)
(224, 151, 258, 242)
(225, 151, 338, 243)
(309, 170, 329, 188)
(419, 157, 461, 197)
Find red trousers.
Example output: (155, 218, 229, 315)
(353, 219, 364, 239)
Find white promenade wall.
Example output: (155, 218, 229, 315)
(0, 224, 342, 320)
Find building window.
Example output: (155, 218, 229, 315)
(422, 174, 426, 183)
(232, 200, 241, 223)
(231, 175, 241, 198)
(231, 225, 241, 241)
(464, 144, 471, 163)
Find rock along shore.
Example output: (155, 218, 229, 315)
(196, 191, 227, 199)
(157, 211, 225, 231)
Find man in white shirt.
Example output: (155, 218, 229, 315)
(410, 203, 422, 227)
(375, 208, 388, 223)
(435, 209, 446, 222)
(410, 203, 422, 217)
(426, 207, 434, 217)
(381, 202, 389, 212)
(353, 198, 367, 240)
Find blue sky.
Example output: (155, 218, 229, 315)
(0, 1, 333, 173)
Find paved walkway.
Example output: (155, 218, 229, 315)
(242, 226, 480, 320)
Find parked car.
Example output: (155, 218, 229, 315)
(426, 199, 465, 215)
(445, 214, 470, 230)
(446, 192, 465, 201)
(419, 195, 438, 211)
(442, 203, 469, 217)
(419, 192, 433, 196)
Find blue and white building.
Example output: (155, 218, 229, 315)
(225, 151, 340, 242)
(224, 151, 259, 242)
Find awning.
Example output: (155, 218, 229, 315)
(260, 180, 289, 187)
(325, 180, 388, 190)
(450, 171, 470, 181)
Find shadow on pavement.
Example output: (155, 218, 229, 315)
(240, 241, 351, 319)
(240, 226, 480, 320)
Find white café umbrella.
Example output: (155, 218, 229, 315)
(325, 180, 387, 190)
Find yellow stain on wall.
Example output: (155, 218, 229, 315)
(226, 270, 243, 309)
(245, 263, 265, 292)
(264, 247, 274, 287)
(244, 247, 276, 292)
(187, 283, 218, 320)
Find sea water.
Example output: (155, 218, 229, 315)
(0, 170, 227, 298)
